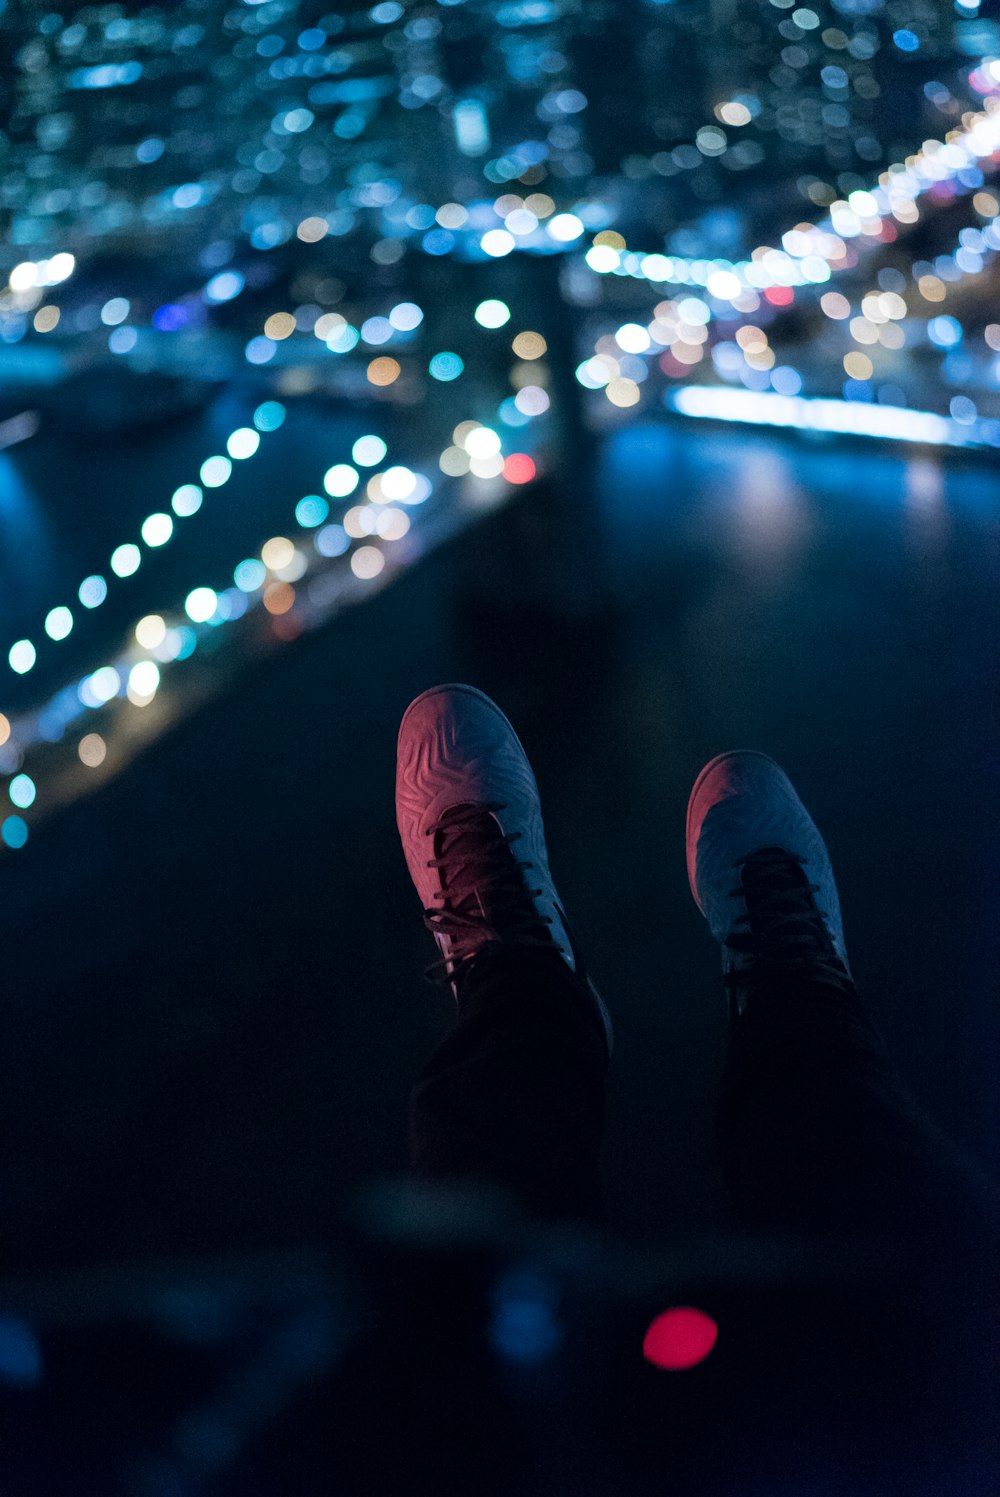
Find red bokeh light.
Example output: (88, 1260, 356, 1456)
(271, 612, 304, 642)
(642, 1306, 718, 1370)
(764, 285, 794, 307)
(503, 453, 536, 484)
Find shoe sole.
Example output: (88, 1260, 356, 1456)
(685, 749, 786, 914)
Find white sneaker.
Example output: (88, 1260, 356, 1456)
(396, 684, 613, 1052)
(686, 750, 852, 1022)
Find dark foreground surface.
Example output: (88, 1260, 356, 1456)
(0, 419, 996, 1493)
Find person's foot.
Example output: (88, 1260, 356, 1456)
(686, 751, 853, 1023)
(396, 683, 612, 1052)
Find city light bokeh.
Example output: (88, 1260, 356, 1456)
(0, 0, 998, 848)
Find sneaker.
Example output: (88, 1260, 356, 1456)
(686, 750, 853, 1022)
(396, 684, 612, 1052)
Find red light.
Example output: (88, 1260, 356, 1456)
(271, 612, 304, 643)
(764, 286, 794, 306)
(642, 1306, 718, 1370)
(503, 453, 536, 484)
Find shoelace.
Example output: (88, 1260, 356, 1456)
(421, 801, 560, 989)
(724, 846, 851, 994)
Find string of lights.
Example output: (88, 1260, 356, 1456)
(4, 402, 285, 680)
(0, 401, 540, 850)
(575, 191, 1000, 427)
(581, 96, 1000, 292)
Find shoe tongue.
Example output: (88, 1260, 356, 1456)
(740, 848, 828, 948)
(438, 802, 491, 826)
(436, 802, 503, 857)
(435, 803, 507, 901)
(434, 804, 548, 939)
(728, 850, 853, 1000)
(743, 848, 804, 881)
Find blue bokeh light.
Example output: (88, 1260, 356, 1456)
(316, 524, 350, 557)
(78, 575, 108, 609)
(234, 559, 267, 592)
(429, 352, 464, 381)
(204, 272, 244, 303)
(295, 496, 330, 528)
(253, 401, 286, 432)
(1, 817, 28, 850)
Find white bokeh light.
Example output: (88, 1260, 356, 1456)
(184, 587, 218, 623)
(141, 513, 174, 547)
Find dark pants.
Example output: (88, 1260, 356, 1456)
(408, 948, 999, 1487)
(409, 946, 998, 1239)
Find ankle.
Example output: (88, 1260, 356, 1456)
(729, 962, 860, 1023)
(455, 941, 579, 1003)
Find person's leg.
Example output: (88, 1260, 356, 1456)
(408, 946, 609, 1223)
(714, 970, 1000, 1245)
(685, 751, 999, 1243)
(395, 684, 612, 1226)
(712, 969, 1000, 1493)
(688, 752, 999, 1486)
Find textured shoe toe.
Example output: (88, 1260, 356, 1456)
(687, 752, 797, 907)
(395, 684, 538, 906)
(686, 749, 848, 969)
(398, 686, 509, 816)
